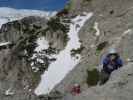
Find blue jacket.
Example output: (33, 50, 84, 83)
(102, 55, 123, 74)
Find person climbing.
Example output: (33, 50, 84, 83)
(99, 48, 123, 85)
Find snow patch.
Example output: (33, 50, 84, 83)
(35, 37, 49, 52)
(123, 29, 133, 36)
(35, 12, 93, 95)
(32, 66, 40, 72)
(30, 37, 49, 72)
(0, 42, 11, 46)
(94, 22, 100, 36)
(5, 88, 14, 96)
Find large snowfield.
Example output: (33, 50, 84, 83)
(35, 12, 93, 95)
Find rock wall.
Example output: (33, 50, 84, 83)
(72, 63, 133, 100)
(54, 0, 133, 99)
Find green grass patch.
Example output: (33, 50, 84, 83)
(89, 27, 97, 34)
(95, 49, 101, 56)
(86, 68, 99, 87)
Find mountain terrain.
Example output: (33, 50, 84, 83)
(0, 0, 133, 100)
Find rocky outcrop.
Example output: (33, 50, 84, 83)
(0, 15, 69, 100)
(70, 62, 133, 100)
(53, 0, 133, 99)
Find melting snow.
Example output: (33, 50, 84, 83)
(35, 37, 49, 52)
(35, 12, 93, 95)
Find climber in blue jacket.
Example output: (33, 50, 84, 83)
(99, 48, 123, 85)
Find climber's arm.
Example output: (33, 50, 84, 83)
(102, 58, 109, 72)
(117, 58, 123, 68)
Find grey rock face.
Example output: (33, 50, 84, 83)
(0, 49, 37, 100)
(54, 0, 133, 100)
(0, 16, 47, 42)
(71, 63, 133, 100)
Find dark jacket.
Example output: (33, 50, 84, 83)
(102, 54, 123, 74)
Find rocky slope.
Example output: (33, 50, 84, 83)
(68, 62, 133, 100)
(0, 10, 69, 99)
(53, 0, 133, 100)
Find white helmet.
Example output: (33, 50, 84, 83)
(74, 83, 79, 87)
(108, 48, 117, 54)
